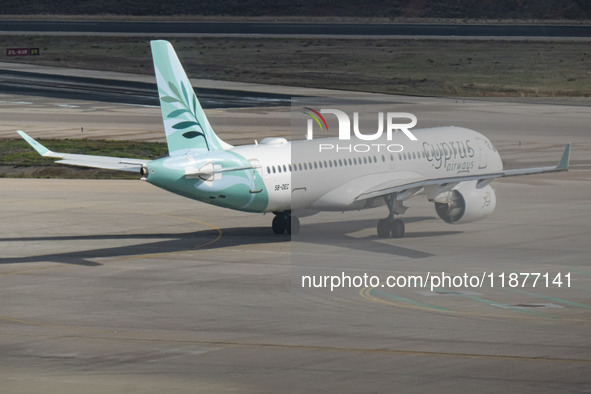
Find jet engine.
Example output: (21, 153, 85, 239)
(434, 182, 496, 224)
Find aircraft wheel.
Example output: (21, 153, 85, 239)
(272, 215, 287, 234)
(390, 219, 405, 238)
(287, 216, 300, 235)
(377, 219, 390, 238)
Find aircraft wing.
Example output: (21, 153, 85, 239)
(17, 130, 149, 173)
(354, 143, 570, 202)
(502, 143, 570, 177)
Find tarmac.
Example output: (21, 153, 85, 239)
(0, 69, 590, 392)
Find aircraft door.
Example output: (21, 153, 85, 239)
(249, 159, 264, 194)
(476, 138, 488, 169)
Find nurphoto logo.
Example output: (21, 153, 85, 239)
(303, 107, 418, 153)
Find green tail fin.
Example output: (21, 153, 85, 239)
(150, 40, 230, 156)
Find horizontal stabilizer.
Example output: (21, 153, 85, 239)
(17, 130, 149, 173)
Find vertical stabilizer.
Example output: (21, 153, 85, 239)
(150, 40, 231, 155)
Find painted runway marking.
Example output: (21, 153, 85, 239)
(156, 212, 223, 249)
(106, 212, 224, 261)
(360, 288, 451, 311)
(359, 287, 577, 320)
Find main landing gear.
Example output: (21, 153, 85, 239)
(272, 211, 300, 235)
(377, 194, 406, 238)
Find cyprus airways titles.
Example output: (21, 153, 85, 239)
(17, 40, 570, 238)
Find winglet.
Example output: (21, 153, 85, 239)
(556, 143, 570, 171)
(17, 130, 53, 156)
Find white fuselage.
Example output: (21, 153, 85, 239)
(228, 126, 503, 213)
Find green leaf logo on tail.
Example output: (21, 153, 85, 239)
(151, 40, 231, 155)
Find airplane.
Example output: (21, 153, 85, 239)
(17, 40, 570, 238)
